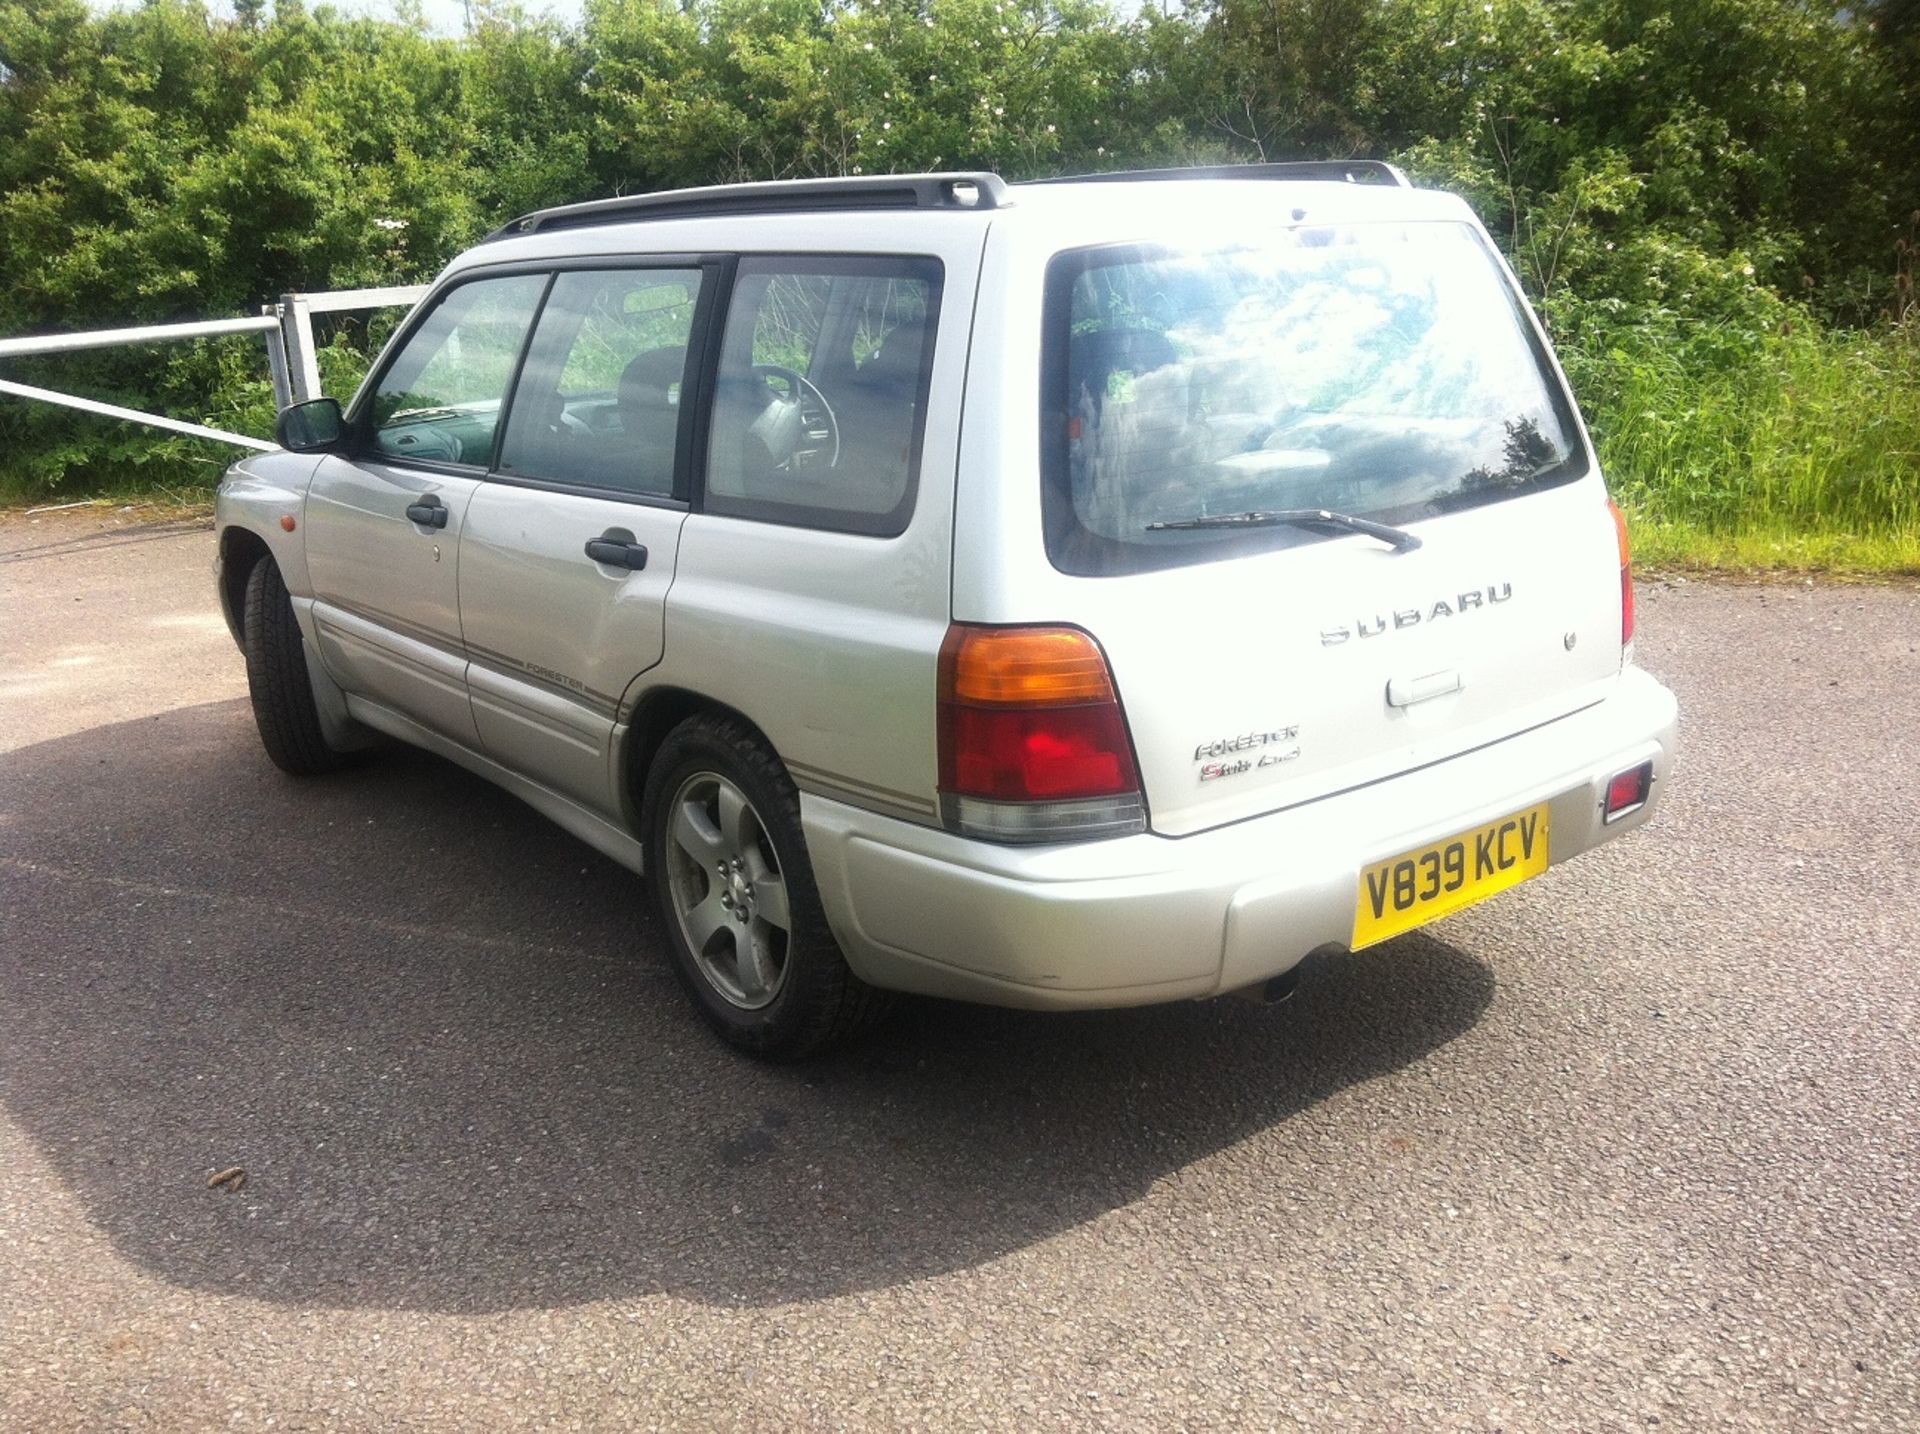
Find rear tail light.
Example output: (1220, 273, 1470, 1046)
(1609, 497, 1636, 650)
(937, 624, 1147, 842)
(1604, 760, 1654, 821)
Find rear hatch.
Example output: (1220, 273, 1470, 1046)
(1036, 217, 1624, 837)
(1083, 486, 1622, 836)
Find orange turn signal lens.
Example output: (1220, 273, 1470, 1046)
(938, 625, 1116, 707)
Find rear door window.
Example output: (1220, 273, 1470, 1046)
(496, 269, 705, 498)
(704, 255, 942, 536)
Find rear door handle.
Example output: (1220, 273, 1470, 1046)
(405, 495, 448, 528)
(584, 536, 649, 570)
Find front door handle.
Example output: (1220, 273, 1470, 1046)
(584, 536, 649, 570)
(405, 495, 448, 529)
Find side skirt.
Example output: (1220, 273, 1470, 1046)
(344, 693, 650, 878)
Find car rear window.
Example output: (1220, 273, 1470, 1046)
(1040, 223, 1589, 576)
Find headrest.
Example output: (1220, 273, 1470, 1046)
(863, 321, 926, 388)
(620, 347, 686, 405)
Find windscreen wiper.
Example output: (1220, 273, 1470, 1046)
(1143, 507, 1423, 552)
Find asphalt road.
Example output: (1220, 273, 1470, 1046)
(2, 507, 1915, 1431)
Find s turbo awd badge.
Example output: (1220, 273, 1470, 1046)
(1193, 726, 1300, 783)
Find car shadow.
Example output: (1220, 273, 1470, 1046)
(0, 698, 1495, 1313)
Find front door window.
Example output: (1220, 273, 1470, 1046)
(368, 274, 547, 469)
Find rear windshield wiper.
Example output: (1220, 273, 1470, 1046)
(1144, 507, 1423, 552)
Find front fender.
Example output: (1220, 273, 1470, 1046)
(213, 450, 327, 640)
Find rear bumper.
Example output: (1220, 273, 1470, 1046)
(802, 666, 1678, 1009)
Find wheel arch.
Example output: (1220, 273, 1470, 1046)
(213, 450, 324, 643)
(619, 685, 780, 828)
(218, 525, 273, 647)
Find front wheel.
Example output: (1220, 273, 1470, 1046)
(641, 714, 888, 1058)
(241, 555, 352, 776)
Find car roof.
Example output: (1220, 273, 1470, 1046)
(445, 170, 1479, 280)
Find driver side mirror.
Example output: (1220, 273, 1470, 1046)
(275, 397, 345, 454)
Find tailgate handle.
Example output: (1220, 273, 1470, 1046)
(1386, 668, 1463, 708)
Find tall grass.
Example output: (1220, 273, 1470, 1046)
(1567, 321, 1920, 570)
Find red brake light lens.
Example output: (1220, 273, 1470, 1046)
(942, 702, 1137, 800)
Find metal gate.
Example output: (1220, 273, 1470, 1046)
(0, 285, 428, 453)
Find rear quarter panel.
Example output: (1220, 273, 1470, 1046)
(634, 221, 987, 825)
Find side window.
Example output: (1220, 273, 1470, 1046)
(705, 255, 942, 537)
(368, 275, 546, 468)
(750, 274, 831, 373)
(497, 269, 705, 497)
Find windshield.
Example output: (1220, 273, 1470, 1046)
(1040, 223, 1588, 575)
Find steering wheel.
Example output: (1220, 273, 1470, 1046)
(751, 364, 840, 470)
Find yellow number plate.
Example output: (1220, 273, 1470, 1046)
(1352, 803, 1551, 950)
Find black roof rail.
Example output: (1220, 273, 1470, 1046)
(487, 172, 1010, 241)
(1021, 161, 1410, 189)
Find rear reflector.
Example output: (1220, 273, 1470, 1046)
(1610, 498, 1635, 648)
(1604, 760, 1653, 821)
(938, 624, 1146, 842)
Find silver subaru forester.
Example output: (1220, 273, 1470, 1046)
(215, 165, 1678, 1057)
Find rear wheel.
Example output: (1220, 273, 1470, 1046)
(242, 555, 351, 776)
(642, 714, 889, 1058)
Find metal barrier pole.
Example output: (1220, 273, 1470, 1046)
(0, 377, 276, 452)
(262, 305, 293, 411)
(278, 294, 322, 403)
(0, 284, 426, 451)
(0, 314, 281, 359)
(300, 285, 428, 315)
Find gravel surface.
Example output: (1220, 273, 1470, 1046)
(2, 508, 1915, 1431)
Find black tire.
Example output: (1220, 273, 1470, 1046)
(242, 555, 351, 776)
(641, 713, 891, 1058)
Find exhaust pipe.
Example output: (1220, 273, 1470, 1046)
(1230, 967, 1301, 1006)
